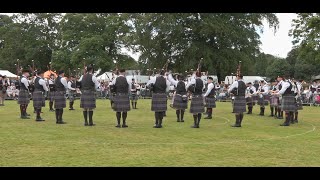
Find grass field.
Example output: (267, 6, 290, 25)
(0, 99, 319, 167)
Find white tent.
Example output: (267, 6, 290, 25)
(0, 70, 18, 78)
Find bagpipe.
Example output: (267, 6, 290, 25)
(148, 59, 170, 92)
(230, 61, 242, 96)
(187, 58, 203, 93)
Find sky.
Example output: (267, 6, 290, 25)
(1, 13, 297, 59)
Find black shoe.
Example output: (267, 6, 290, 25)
(122, 124, 128, 128)
(157, 125, 163, 128)
(153, 124, 158, 128)
(277, 117, 283, 119)
(36, 118, 45, 121)
(280, 123, 289, 126)
(204, 116, 212, 119)
(180, 119, 184, 122)
(57, 121, 67, 124)
(191, 125, 199, 128)
(26, 113, 31, 116)
(294, 120, 298, 123)
(269, 115, 274, 117)
(69, 108, 75, 110)
(84, 123, 89, 126)
(21, 116, 30, 119)
(115, 124, 121, 128)
(177, 119, 181, 122)
(231, 124, 241, 127)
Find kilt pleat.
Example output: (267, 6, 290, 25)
(281, 95, 296, 112)
(33, 91, 45, 108)
(54, 91, 66, 109)
(246, 97, 255, 107)
(18, 90, 30, 105)
(130, 93, 138, 102)
(270, 95, 279, 107)
(205, 97, 216, 108)
(190, 95, 204, 114)
(80, 90, 96, 109)
(68, 91, 75, 102)
(113, 93, 130, 112)
(173, 94, 188, 110)
(233, 96, 246, 113)
(151, 93, 167, 112)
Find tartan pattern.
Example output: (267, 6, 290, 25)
(54, 91, 66, 109)
(258, 95, 269, 106)
(252, 95, 259, 103)
(80, 90, 96, 109)
(190, 95, 204, 114)
(18, 90, 30, 105)
(33, 91, 46, 108)
(113, 93, 131, 112)
(151, 93, 167, 112)
(68, 91, 76, 103)
(281, 95, 296, 112)
(233, 96, 247, 113)
(270, 95, 279, 107)
(48, 91, 55, 102)
(130, 93, 138, 102)
(246, 97, 255, 107)
(296, 96, 303, 110)
(173, 94, 188, 110)
(205, 97, 216, 108)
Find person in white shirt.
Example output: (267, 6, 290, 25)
(130, 78, 138, 109)
(245, 82, 256, 114)
(203, 77, 217, 119)
(32, 70, 49, 121)
(147, 69, 170, 128)
(48, 74, 56, 111)
(79, 65, 100, 126)
(54, 70, 69, 124)
(109, 69, 131, 128)
(67, 75, 77, 110)
(293, 79, 303, 123)
(228, 74, 247, 127)
(186, 71, 205, 128)
(18, 69, 31, 119)
(272, 75, 296, 126)
(257, 80, 269, 116)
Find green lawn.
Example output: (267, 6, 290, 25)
(0, 99, 319, 166)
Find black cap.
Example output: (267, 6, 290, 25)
(37, 70, 44, 75)
(58, 70, 64, 75)
(160, 69, 165, 75)
(247, 82, 252, 85)
(119, 69, 126, 73)
(238, 74, 243, 78)
(208, 77, 213, 80)
(22, 69, 30, 73)
(87, 64, 94, 72)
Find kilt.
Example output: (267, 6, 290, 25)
(190, 95, 204, 114)
(151, 93, 167, 112)
(281, 95, 296, 112)
(80, 90, 96, 109)
(68, 91, 76, 102)
(270, 95, 279, 107)
(130, 92, 138, 102)
(233, 96, 246, 113)
(252, 95, 259, 103)
(205, 97, 216, 108)
(173, 94, 188, 110)
(54, 91, 66, 109)
(18, 90, 30, 105)
(48, 91, 55, 102)
(296, 96, 303, 110)
(33, 91, 45, 108)
(246, 97, 255, 107)
(113, 93, 130, 112)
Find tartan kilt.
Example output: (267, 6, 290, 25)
(257, 95, 269, 106)
(296, 96, 303, 110)
(151, 93, 167, 112)
(190, 95, 204, 114)
(270, 95, 279, 107)
(68, 91, 76, 102)
(48, 91, 55, 102)
(233, 96, 247, 113)
(205, 97, 216, 108)
(246, 97, 255, 106)
(54, 91, 66, 109)
(281, 95, 296, 112)
(130, 93, 138, 102)
(80, 90, 96, 109)
(33, 91, 46, 108)
(173, 94, 188, 110)
(252, 95, 259, 103)
(18, 90, 30, 105)
(113, 93, 130, 112)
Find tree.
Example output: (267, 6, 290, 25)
(266, 59, 291, 78)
